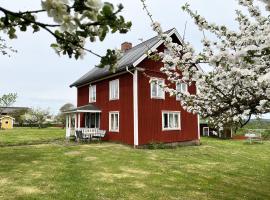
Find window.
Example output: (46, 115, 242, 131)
(176, 83, 188, 100)
(89, 85, 96, 102)
(109, 79, 119, 100)
(85, 113, 100, 128)
(162, 111, 181, 130)
(109, 112, 119, 132)
(151, 78, 165, 99)
(164, 49, 176, 70)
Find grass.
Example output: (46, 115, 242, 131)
(0, 128, 270, 200)
(0, 128, 64, 146)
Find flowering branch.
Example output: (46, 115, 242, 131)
(141, 0, 270, 128)
(0, 0, 132, 70)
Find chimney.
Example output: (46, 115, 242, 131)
(121, 42, 132, 52)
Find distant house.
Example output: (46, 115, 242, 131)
(200, 118, 232, 138)
(0, 116, 15, 129)
(0, 107, 29, 116)
(65, 28, 200, 147)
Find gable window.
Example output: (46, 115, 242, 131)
(109, 79, 119, 100)
(89, 85, 96, 103)
(164, 49, 176, 70)
(109, 112, 119, 132)
(151, 78, 165, 99)
(176, 83, 188, 101)
(162, 111, 181, 131)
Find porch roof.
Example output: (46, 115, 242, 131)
(64, 104, 101, 113)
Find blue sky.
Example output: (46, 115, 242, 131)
(0, 0, 269, 118)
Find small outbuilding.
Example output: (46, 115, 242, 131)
(0, 116, 15, 129)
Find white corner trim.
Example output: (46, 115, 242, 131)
(197, 114, 201, 140)
(133, 70, 139, 146)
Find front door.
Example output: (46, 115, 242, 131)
(85, 113, 100, 128)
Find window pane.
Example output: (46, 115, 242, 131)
(181, 83, 188, 93)
(93, 86, 96, 101)
(158, 80, 164, 98)
(115, 80, 119, 99)
(151, 82, 157, 97)
(163, 113, 168, 128)
(111, 114, 114, 130)
(90, 113, 96, 128)
(169, 114, 174, 128)
(115, 114, 119, 130)
(174, 114, 179, 128)
(95, 113, 99, 128)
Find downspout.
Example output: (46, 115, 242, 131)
(126, 66, 139, 147)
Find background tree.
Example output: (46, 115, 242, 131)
(141, 0, 270, 129)
(10, 108, 29, 126)
(0, 93, 17, 115)
(56, 103, 75, 127)
(29, 108, 50, 128)
(0, 0, 132, 70)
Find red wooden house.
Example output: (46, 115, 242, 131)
(66, 28, 200, 147)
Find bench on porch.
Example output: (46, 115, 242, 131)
(75, 128, 106, 142)
(245, 132, 262, 144)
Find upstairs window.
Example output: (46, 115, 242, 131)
(164, 49, 176, 70)
(151, 78, 165, 99)
(109, 79, 119, 100)
(176, 83, 188, 101)
(89, 85, 96, 103)
(162, 111, 181, 131)
(109, 112, 119, 132)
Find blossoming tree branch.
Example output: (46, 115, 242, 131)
(0, 0, 131, 70)
(141, 0, 270, 129)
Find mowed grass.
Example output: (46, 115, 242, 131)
(0, 128, 64, 146)
(0, 129, 270, 200)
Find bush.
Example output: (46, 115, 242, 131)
(261, 130, 270, 140)
(14, 123, 62, 128)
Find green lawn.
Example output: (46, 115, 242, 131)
(0, 128, 64, 146)
(0, 129, 270, 200)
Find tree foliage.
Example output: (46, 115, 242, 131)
(0, 0, 132, 70)
(141, 0, 270, 128)
(56, 103, 74, 126)
(0, 93, 17, 115)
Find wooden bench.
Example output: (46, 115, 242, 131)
(245, 133, 263, 144)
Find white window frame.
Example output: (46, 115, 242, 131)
(109, 111, 119, 132)
(176, 83, 188, 101)
(150, 78, 165, 99)
(109, 79, 119, 100)
(162, 111, 181, 131)
(89, 85, 96, 103)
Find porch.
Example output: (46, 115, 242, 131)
(64, 104, 106, 140)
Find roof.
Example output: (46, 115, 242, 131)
(0, 115, 15, 120)
(0, 107, 29, 114)
(70, 28, 177, 87)
(64, 104, 101, 113)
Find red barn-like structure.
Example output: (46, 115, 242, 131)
(66, 28, 200, 147)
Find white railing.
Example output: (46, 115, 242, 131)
(75, 128, 106, 138)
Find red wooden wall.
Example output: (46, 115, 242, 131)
(77, 73, 134, 145)
(137, 43, 199, 145)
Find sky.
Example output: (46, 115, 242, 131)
(0, 0, 269, 118)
